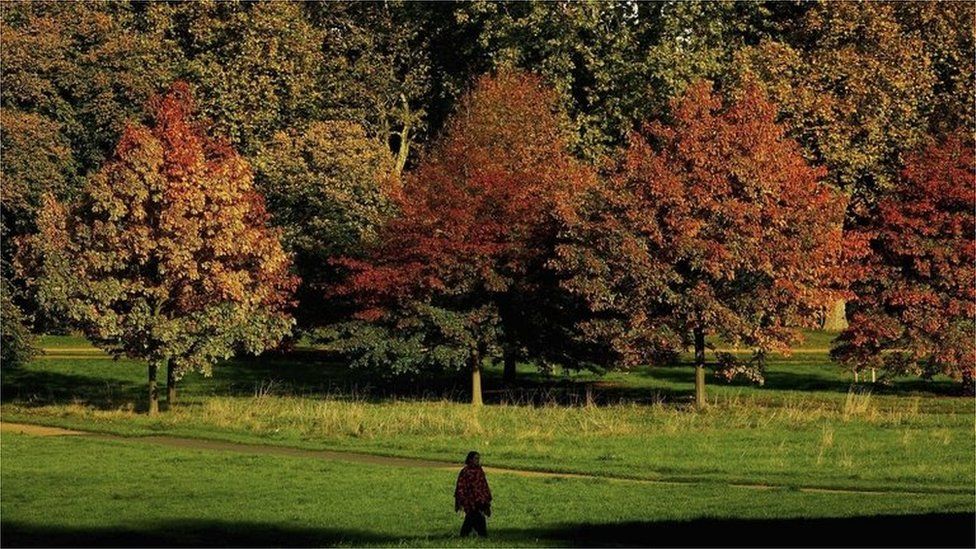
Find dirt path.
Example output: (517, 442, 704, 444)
(2, 421, 956, 497)
(41, 347, 105, 352)
(0, 422, 89, 436)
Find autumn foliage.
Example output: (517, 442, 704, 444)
(737, 1, 935, 209)
(333, 70, 594, 404)
(555, 80, 847, 405)
(20, 82, 297, 413)
(0, 0, 973, 421)
(832, 132, 975, 389)
(254, 120, 398, 329)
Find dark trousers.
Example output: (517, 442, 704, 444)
(460, 510, 488, 537)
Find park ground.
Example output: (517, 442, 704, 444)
(2, 331, 974, 547)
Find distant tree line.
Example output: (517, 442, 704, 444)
(3, 1, 973, 410)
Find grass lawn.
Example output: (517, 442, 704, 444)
(1, 332, 973, 545)
(2, 432, 973, 547)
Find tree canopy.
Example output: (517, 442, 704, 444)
(3, 1, 973, 395)
(832, 132, 975, 389)
(737, 1, 936, 214)
(554, 80, 847, 405)
(332, 70, 594, 404)
(20, 83, 297, 413)
(254, 120, 398, 329)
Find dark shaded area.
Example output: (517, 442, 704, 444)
(0, 520, 396, 548)
(642, 359, 962, 398)
(4, 513, 973, 548)
(3, 344, 962, 412)
(758, 365, 961, 397)
(227, 351, 679, 406)
(492, 513, 976, 548)
(0, 368, 146, 411)
(0, 349, 674, 409)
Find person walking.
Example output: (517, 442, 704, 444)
(455, 451, 492, 538)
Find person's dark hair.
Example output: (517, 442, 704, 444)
(465, 451, 479, 465)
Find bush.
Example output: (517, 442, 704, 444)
(1, 278, 37, 368)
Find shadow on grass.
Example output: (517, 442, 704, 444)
(492, 513, 976, 548)
(4, 513, 973, 547)
(0, 368, 146, 411)
(0, 519, 396, 547)
(4, 345, 963, 411)
(484, 375, 683, 406)
(0, 351, 478, 408)
(636, 361, 963, 398)
(213, 351, 474, 401)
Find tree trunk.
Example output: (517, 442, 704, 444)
(871, 368, 876, 384)
(167, 359, 177, 406)
(694, 326, 706, 409)
(471, 350, 483, 407)
(822, 298, 849, 331)
(148, 362, 159, 415)
(503, 348, 517, 385)
(393, 94, 411, 176)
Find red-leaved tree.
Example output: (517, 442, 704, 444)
(554, 80, 847, 407)
(332, 70, 594, 405)
(19, 82, 297, 413)
(832, 132, 975, 391)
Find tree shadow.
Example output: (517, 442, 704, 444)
(3, 349, 677, 408)
(760, 368, 962, 397)
(206, 350, 475, 402)
(633, 361, 963, 399)
(5, 345, 963, 411)
(199, 350, 668, 407)
(0, 350, 475, 409)
(6, 513, 972, 547)
(0, 368, 146, 411)
(1, 519, 400, 547)
(492, 513, 975, 548)
(482, 374, 683, 406)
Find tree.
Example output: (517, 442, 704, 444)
(832, 132, 975, 391)
(450, 1, 781, 162)
(2, 4, 177, 330)
(333, 71, 593, 405)
(308, 1, 435, 176)
(736, 1, 935, 214)
(554, 80, 846, 407)
(253, 121, 398, 329)
(0, 109, 78, 333)
(735, 2, 939, 330)
(0, 109, 77, 240)
(456, 1, 643, 161)
(145, 1, 323, 158)
(642, 1, 786, 119)
(894, 2, 975, 135)
(20, 83, 297, 413)
(1, 1, 178, 177)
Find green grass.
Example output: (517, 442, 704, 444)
(3, 334, 972, 496)
(2, 432, 973, 547)
(3, 331, 972, 547)
(35, 334, 96, 349)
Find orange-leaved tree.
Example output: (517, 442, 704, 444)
(332, 70, 594, 405)
(19, 82, 297, 413)
(555, 80, 847, 408)
(832, 132, 975, 391)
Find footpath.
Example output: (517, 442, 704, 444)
(0, 421, 957, 497)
